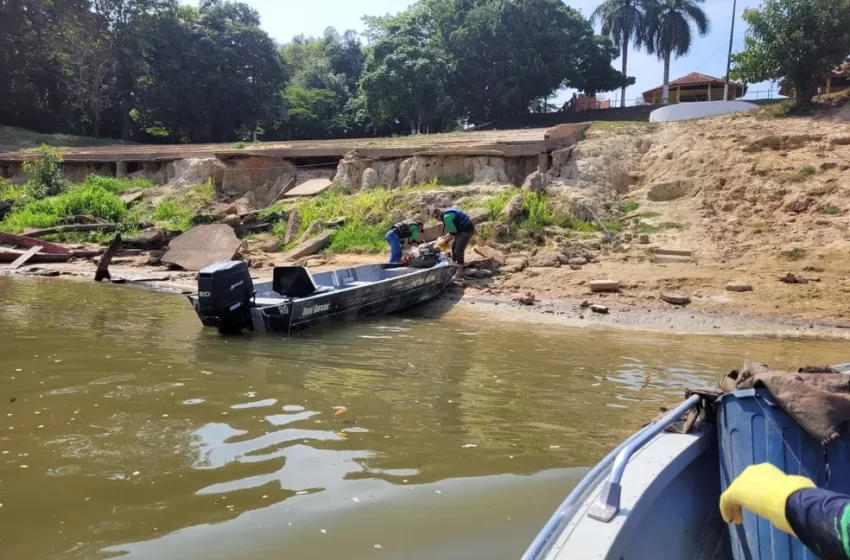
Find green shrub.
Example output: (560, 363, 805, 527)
(0, 178, 27, 202)
(635, 221, 658, 233)
(22, 144, 65, 198)
(781, 247, 806, 261)
(822, 204, 842, 216)
(1, 183, 126, 233)
(438, 175, 473, 187)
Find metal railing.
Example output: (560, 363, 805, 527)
(520, 393, 701, 560)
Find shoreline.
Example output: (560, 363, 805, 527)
(5, 261, 850, 340)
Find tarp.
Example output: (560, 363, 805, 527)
(650, 101, 758, 122)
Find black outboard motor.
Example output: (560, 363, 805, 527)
(197, 260, 254, 333)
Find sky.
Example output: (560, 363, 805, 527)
(215, 0, 780, 105)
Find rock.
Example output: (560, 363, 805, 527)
(503, 256, 528, 273)
(473, 246, 506, 266)
(296, 219, 324, 245)
(569, 263, 582, 270)
(787, 198, 810, 213)
(500, 194, 527, 221)
(529, 252, 562, 268)
(779, 272, 809, 284)
(590, 280, 620, 293)
(590, 304, 609, 314)
(637, 234, 650, 244)
(579, 300, 590, 308)
(221, 214, 242, 227)
(473, 165, 501, 184)
(821, 162, 839, 171)
(192, 202, 235, 222)
(726, 282, 753, 292)
(654, 248, 692, 257)
(261, 239, 281, 253)
(653, 254, 691, 264)
(647, 180, 689, 202)
(120, 190, 144, 206)
(282, 230, 334, 261)
(544, 123, 590, 142)
(233, 192, 257, 215)
(661, 292, 691, 305)
(284, 209, 301, 245)
(162, 224, 242, 271)
(568, 257, 587, 266)
(250, 260, 265, 269)
(466, 269, 493, 279)
(522, 170, 548, 193)
(147, 250, 163, 265)
(361, 168, 379, 190)
(515, 292, 536, 305)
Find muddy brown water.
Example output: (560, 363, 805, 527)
(2, 277, 850, 559)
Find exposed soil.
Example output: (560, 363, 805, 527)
(6, 110, 850, 338)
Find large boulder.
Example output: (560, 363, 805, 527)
(167, 158, 227, 190)
(529, 252, 562, 267)
(361, 168, 380, 190)
(522, 170, 548, 193)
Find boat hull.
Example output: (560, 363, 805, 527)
(188, 262, 455, 334)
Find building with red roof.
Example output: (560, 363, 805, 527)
(642, 73, 746, 104)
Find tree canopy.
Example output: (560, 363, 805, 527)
(731, 0, 850, 107)
(1, 0, 633, 143)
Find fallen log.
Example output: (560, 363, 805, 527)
(25, 223, 122, 238)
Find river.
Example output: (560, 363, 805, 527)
(2, 276, 850, 559)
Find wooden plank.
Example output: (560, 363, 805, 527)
(9, 246, 42, 269)
(25, 223, 121, 239)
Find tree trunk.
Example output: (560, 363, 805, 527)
(93, 111, 101, 138)
(120, 95, 131, 141)
(794, 81, 818, 108)
(620, 34, 629, 108)
(662, 52, 671, 103)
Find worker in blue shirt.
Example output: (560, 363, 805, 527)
(430, 207, 475, 272)
(721, 463, 850, 559)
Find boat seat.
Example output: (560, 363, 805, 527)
(272, 266, 332, 298)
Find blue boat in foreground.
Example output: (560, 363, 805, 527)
(524, 363, 850, 560)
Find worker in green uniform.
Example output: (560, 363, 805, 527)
(385, 219, 423, 263)
(721, 462, 850, 559)
(430, 207, 475, 273)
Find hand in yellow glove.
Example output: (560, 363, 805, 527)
(720, 463, 815, 536)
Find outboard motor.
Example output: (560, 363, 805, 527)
(197, 260, 254, 333)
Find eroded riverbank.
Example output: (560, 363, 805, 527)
(3, 277, 850, 558)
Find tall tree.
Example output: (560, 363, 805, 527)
(571, 35, 636, 96)
(643, 0, 710, 103)
(591, 0, 646, 107)
(731, 0, 850, 107)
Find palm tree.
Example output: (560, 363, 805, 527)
(643, 0, 710, 103)
(591, 0, 647, 107)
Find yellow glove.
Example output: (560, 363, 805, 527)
(719, 463, 815, 535)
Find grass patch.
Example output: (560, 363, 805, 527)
(151, 197, 193, 231)
(619, 200, 640, 214)
(437, 175, 473, 187)
(781, 247, 807, 261)
(327, 220, 392, 253)
(791, 166, 817, 182)
(822, 204, 843, 216)
(658, 221, 683, 230)
(481, 190, 514, 219)
(232, 142, 247, 150)
(80, 174, 155, 194)
(639, 211, 661, 218)
(635, 221, 658, 233)
(1, 182, 127, 233)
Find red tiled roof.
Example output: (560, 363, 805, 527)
(642, 72, 746, 102)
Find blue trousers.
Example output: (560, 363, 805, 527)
(386, 230, 403, 263)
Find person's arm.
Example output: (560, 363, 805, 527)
(721, 463, 850, 559)
(443, 213, 458, 234)
(786, 488, 850, 559)
(410, 224, 419, 242)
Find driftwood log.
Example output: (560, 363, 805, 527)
(26, 223, 121, 238)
